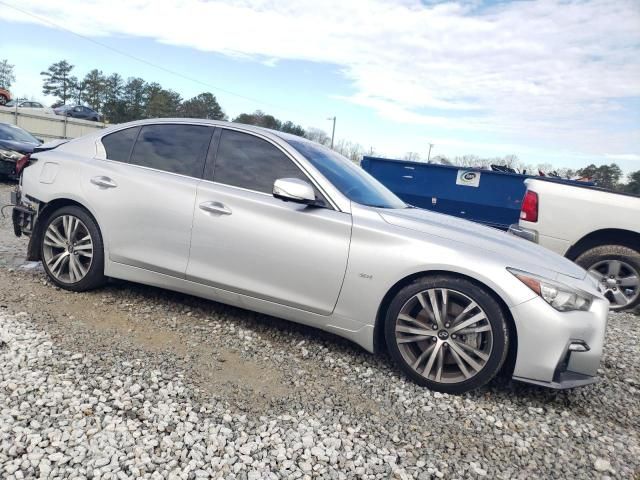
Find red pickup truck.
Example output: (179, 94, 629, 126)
(0, 88, 11, 105)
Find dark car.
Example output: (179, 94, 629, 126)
(0, 123, 42, 178)
(54, 105, 102, 122)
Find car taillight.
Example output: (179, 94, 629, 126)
(520, 190, 538, 222)
(15, 154, 31, 176)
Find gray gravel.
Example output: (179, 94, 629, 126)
(0, 182, 638, 479)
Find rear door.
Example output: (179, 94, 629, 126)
(186, 128, 352, 315)
(83, 123, 214, 277)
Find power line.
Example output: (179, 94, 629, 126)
(0, 0, 304, 117)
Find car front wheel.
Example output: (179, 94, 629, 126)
(40, 205, 106, 291)
(385, 275, 509, 394)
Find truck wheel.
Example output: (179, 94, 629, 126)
(40, 205, 106, 292)
(576, 245, 640, 311)
(385, 275, 509, 394)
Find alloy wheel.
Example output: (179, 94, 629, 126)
(43, 215, 94, 283)
(395, 288, 493, 384)
(589, 260, 640, 309)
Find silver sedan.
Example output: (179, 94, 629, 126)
(12, 119, 609, 394)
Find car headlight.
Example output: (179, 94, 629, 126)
(508, 268, 593, 312)
(0, 148, 23, 162)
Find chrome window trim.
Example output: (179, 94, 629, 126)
(93, 119, 351, 213)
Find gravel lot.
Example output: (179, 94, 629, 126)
(0, 182, 638, 479)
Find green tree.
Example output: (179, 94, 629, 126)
(0, 59, 15, 89)
(41, 60, 75, 105)
(145, 83, 181, 118)
(232, 110, 308, 136)
(233, 110, 281, 130)
(577, 163, 623, 190)
(70, 76, 85, 105)
(279, 120, 306, 137)
(624, 170, 640, 195)
(122, 77, 147, 121)
(102, 73, 126, 123)
(82, 69, 106, 111)
(180, 92, 226, 119)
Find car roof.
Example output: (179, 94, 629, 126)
(102, 118, 303, 142)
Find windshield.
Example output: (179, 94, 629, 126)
(287, 138, 406, 209)
(0, 124, 40, 144)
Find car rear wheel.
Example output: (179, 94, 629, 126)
(576, 245, 640, 311)
(40, 205, 106, 291)
(385, 275, 509, 394)
(0, 95, 7, 106)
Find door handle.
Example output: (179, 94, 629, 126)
(199, 201, 232, 215)
(90, 176, 117, 189)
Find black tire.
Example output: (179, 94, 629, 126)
(385, 275, 509, 394)
(40, 205, 106, 292)
(575, 245, 640, 311)
(0, 95, 7, 106)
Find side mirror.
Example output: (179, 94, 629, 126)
(273, 178, 316, 205)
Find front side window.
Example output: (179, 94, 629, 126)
(130, 124, 213, 178)
(102, 126, 140, 162)
(213, 129, 309, 194)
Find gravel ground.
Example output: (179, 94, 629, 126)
(0, 182, 638, 479)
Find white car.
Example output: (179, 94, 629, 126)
(12, 119, 609, 393)
(510, 178, 640, 310)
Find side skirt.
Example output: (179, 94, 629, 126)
(105, 261, 375, 352)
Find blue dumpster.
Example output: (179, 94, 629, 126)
(361, 156, 583, 230)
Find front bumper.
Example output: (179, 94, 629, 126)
(509, 295, 608, 389)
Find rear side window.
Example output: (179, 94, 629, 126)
(130, 124, 213, 178)
(213, 129, 308, 194)
(102, 127, 140, 162)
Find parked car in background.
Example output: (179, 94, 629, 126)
(510, 178, 640, 311)
(0, 88, 11, 105)
(0, 122, 42, 178)
(5, 100, 46, 109)
(12, 119, 608, 394)
(53, 105, 102, 122)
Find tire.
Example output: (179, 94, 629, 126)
(0, 95, 7, 106)
(40, 205, 106, 292)
(576, 245, 640, 311)
(385, 275, 509, 394)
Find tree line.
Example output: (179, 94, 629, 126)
(1, 58, 638, 192)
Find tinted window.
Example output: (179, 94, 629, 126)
(130, 124, 213, 177)
(286, 138, 406, 209)
(214, 130, 308, 194)
(102, 127, 140, 162)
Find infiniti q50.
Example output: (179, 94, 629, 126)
(12, 119, 608, 393)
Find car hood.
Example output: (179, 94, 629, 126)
(0, 139, 38, 155)
(379, 207, 586, 280)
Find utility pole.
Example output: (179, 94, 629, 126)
(327, 116, 336, 149)
(427, 143, 434, 162)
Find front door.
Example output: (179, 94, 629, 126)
(187, 128, 351, 315)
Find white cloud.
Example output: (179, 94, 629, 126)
(4, 0, 639, 157)
(605, 153, 640, 162)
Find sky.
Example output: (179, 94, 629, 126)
(1, 0, 639, 174)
